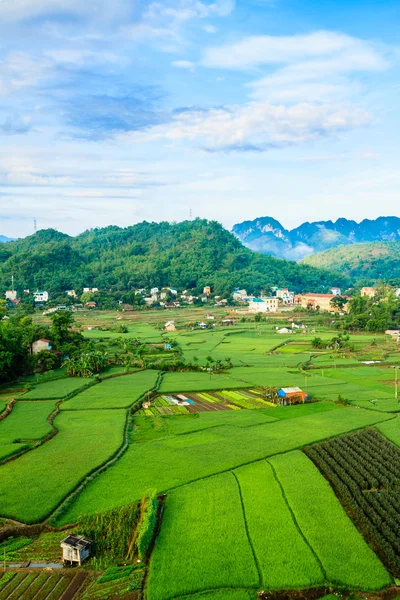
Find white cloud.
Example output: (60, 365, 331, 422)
(0, 0, 133, 22)
(144, 0, 234, 22)
(122, 101, 371, 151)
(203, 24, 217, 33)
(172, 60, 195, 69)
(0, 52, 53, 96)
(202, 31, 387, 70)
(201, 31, 390, 106)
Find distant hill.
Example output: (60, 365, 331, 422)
(0, 219, 349, 295)
(0, 235, 14, 243)
(232, 216, 400, 260)
(301, 241, 400, 284)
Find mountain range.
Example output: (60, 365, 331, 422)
(232, 216, 400, 260)
(0, 235, 13, 243)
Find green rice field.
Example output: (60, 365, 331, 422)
(21, 377, 94, 400)
(0, 309, 399, 598)
(61, 370, 159, 410)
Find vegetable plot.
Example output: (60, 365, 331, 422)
(305, 428, 400, 577)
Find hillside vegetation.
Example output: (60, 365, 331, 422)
(0, 219, 349, 294)
(301, 241, 400, 284)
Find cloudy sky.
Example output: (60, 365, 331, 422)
(0, 0, 399, 237)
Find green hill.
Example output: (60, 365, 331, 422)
(301, 241, 400, 284)
(0, 219, 349, 295)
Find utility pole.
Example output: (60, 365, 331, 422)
(395, 366, 399, 402)
(34, 217, 37, 233)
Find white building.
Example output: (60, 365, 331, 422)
(5, 290, 17, 301)
(83, 287, 98, 293)
(66, 290, 77, 298)
(34, 290, 49, 302)
(276, 288, 295, 304)
(248, 297, 279, 313)
(331, 287, 342, 296)
(395, 288, 400, 298)
(61, 535, 92, 566)
(232, 289, 248, 302)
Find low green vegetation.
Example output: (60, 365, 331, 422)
(22, 377, 94, 400)
(235, 461, 324, 589)
(377, 417, 400, 446)
(0, 409, 126, 522)
(79, 503, 140, 566)
(135, 490, 158, 561)
(61, 370, 159, 410)
(269, 451, 391, 589)
(147, 473, 259, 600)
(59, 406, 391, 523)
(0, 401, 56, 451)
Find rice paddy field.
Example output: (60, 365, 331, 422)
(0, 307, 399, 598)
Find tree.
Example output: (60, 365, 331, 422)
(330, 296, 348, 311)
(311, 337, 325, 349)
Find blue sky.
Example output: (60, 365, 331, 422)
(0, 0, 399, 237)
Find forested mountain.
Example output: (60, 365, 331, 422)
(0, 219, 349, 295)
(301, 241, 400, 285)
(233, 216, 400, 260)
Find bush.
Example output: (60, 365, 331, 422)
(135, 490, 158, 561)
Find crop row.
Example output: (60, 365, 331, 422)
(305, 428, 400, 576)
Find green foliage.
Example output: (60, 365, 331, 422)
(306, 429, 400, 578)
(135, 490, 158, 561)
(63, 351, 108, 377)
(311, 336, 325, 349)
(79, 504, 140, 565)
(302, 240, 400, 283)
(97, 565, 142, 583)
(0, 220, 350, 297)
(0, 572, 16, 590)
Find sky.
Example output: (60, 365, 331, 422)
(0, 0, 399, 237)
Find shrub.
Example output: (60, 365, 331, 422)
(135, 490, 158, 561)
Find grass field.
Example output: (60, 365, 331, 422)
(21, 377, 94, 400)
(0, 409, 126, 522)
(376, 416, 400, 445)
(61, 370, 159, 410)
(269, 451, 391, 590)
(58, 406, 392, 523)
(235, 461, 324, 589)
(0, 401, 57, 461)
(147, 473, 259, 600)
